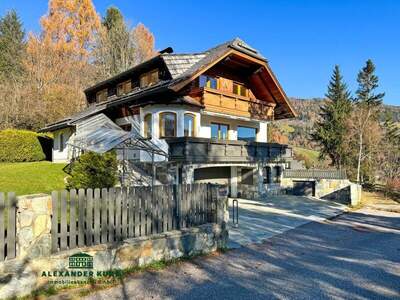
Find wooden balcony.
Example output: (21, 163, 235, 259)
(166, 137, 293, 164)
(201, 87, 275, 121)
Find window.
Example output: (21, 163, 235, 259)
(59, 133, 64, 152)
(184, 113, 195, 137)
(159, 112, 177, 138)
(140, 69, 159, 88)
(120, 124, 132, 132)
(232, 82, 248, 97)
(144, 114, 152, 138)
(274, 166, 282, 183)
(211, 123, 229, 140)
(264, 167, 272, 184)
(237, 126, 257, 142)
(117, 80, 132, 96)
(96, 89, 108, 102)
(199, 75, 218, 89)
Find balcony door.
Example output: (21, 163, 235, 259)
(211, 123, 229, 140)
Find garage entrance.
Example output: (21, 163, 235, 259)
(293, 181, 315, 196)
(194, 166, 231, 185)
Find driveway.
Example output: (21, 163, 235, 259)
(228, 195, 347, 248)
(83, 208, 400, 300)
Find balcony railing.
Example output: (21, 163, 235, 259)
(166, 137, 292, 163)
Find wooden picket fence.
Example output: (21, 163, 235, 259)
(0, 192, 17, 261)
(51, 183, 218, 253)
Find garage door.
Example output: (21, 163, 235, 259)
(293, 181, 315, 196)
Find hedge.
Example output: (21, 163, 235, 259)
(0, 129, 52, 162)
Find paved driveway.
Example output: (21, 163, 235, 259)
(83, 208, 400, 300)
(228, 196, 347, 248)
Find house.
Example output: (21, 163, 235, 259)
(41, 38, 298, 197)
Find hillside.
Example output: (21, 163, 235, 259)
(276, 98, 400, 148)
(275, 98, 400, 167)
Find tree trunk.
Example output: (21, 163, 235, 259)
(357, 132, 363, 184)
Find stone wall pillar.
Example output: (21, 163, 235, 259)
(257, 164, 264, 199)
(350, 184, 362, 206)
(216, 187, 229, 229)
(16, 194, 52, 259)
(182, 165, 195, 184)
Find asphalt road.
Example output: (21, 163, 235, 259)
(85, 208, 400, 300)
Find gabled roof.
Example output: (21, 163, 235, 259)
(42, 38, 296, 132)
(162, 53, 207, 79)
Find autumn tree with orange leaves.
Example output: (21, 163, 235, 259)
(133, 23, 156, 66)
(40, 0, 100, 59)
(0, 1, 156, 130)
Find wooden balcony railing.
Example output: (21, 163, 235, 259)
(201, 87, 275, 121)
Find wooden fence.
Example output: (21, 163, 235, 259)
(283, 169, 347, 180)
(0, 192, 16, 261)
(51, 183, 218, 253)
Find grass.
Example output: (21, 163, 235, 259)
(293, 147, 320, 161)
(292, 146, 322, 168)
(0, 161, 67, 196)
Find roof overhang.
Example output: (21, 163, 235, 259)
(168, 48, 297, 120)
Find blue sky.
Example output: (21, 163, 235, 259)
(1, 0, 399, 105)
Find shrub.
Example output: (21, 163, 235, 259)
(0, 129, 51, 162)
(66, 151, 118, 189)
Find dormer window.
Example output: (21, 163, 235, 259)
(140, 69, 159, 88)
(117, 80, 132, 96)
(199, 75, 218, 89)
(96, 89, 108, 102)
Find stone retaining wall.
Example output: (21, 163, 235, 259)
(0, 193, 228, 299)
(281, 178, 361, 205)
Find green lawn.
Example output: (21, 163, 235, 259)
(0, 162, 68, 196)
(293, 147, 320, 161)
(293, 146, 322, 168)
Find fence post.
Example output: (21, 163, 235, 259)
(174, 184, 182, 230)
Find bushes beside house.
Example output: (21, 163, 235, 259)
(0, 129, 52, 162)
(66, 151, 118, 189)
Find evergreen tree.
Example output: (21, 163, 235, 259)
(354, 59, 384, 183)
(311, 65, 352, 169)
(0, 10, 25, 78)
(94, 6, 135, 78)
(102, 6, 124, 31)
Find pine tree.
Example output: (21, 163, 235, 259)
(102, 6, 124, 31)
(354, 59, 384, 183)
(311, 65, 352, 169)
(94, 6, 135, 78)
(0, 10, 25, 79)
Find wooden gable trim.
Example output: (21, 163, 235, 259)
(170, 49, 235, 92)
(261, 64, 297, 118)
(170, 48, 297, 119)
